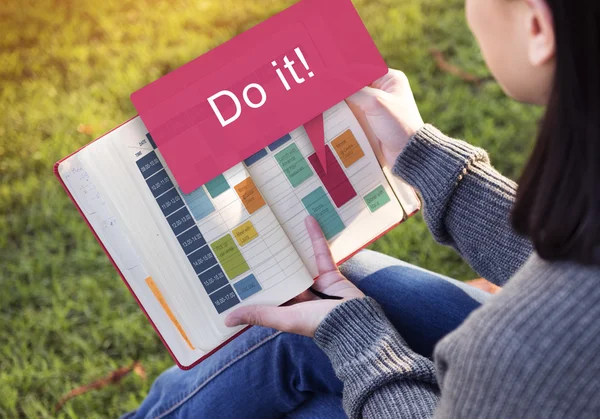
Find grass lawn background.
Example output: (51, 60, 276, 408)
(0, 0, 540, 416)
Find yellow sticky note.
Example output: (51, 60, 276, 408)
(331, 130, 365, 168)
(145, 277, 195, 350)
(232, 220, 259, 246)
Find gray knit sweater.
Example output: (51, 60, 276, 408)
(313, 125, 600, 418)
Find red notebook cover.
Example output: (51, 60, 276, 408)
(54, 119, 420, 370)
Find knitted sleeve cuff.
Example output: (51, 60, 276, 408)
(392, 125, 490, 243)
(393, 124, 490, 203)
(313, 297, 439, 416)
(314, 297, 402, 361)
(314, 297, 435, 379)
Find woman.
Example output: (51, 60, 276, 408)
(127, 0, 599, 417)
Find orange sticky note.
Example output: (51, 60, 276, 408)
(234, 178, 266, 214)
(331, 130, 365, 168)
(145, 276, 195, 350)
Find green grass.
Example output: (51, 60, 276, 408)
(0, 0, 540, 416)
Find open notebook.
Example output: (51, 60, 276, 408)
(55, 101, 420, 369)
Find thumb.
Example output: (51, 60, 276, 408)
(224, 302, 336, 337)
(225, 305, 297, 331)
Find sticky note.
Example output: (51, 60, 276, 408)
(243, 149, 268, 167)
(301, 187, 345, 240)
(210, 234, 250, 279)
(205, 174, 230, 198)
(187, 245, 216, 274)
(364, 185, 391, 212)
(166, 207, 195, 236)
(180, 186, 215, 221)
(274, 143, 313, 187)
(155, 187, 184, 217)
(177, 227, 206, 255)
(331, 130, 365, 168)
(209, 284, 240, 314)
(234, 177, 266, 215)
(146, 276, 195, 349)
(198, 264, 229, 294)
(145, 170, 174, 198)
(308, 145, 357, 208)
(232, 220, 258, 246)
(233, 274, 262, 300)
(268, 134, 292, 151)
(136, 151, 163, 179)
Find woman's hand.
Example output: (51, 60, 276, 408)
(346, 68, 424, 168)
(224, 216, 365, 337)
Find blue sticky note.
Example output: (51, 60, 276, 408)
(268, 134, 292, 151)
(198, 264, 229, 294)
(233, 274, 262, 300)
(210, 285, 240, 314)
(243, 149, 268, 167)
(136, 151, 163, 179)
(177, 227, 206, 255)
(166, 207, 195, 236)
(155, 187, 184, 217)
(180, 186, 215, 221)
(145, 170, 174, 198)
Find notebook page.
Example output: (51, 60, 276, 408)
(345, 101, 421, 216)
(245, 101, 405, 277)
(58, 154, 204, 367)
(78, 129, 222, 354)
(103, 118, 313, 344)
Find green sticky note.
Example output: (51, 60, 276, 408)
(205, 174, 230, 198)
(274, 143, 313, 187)
(302, 187, 345, 240)
(364, 185, 391, 212)
(210, 234, 250, 279)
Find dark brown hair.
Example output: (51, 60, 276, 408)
(511, 0, 600, 265)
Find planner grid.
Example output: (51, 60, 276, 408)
(133, 134, 304, 315)
(244, 104, 396, 270)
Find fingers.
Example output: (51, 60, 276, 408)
(224, 303, 321, 337)
(346, 86, 382, 112)
(370, 68, 410, 93)
(370, 68, 396, 89)
(305, 216, 338, 275)
(346, 69, 410, 110)
(225, 305, 284, 329)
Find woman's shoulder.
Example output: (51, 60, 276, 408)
(434, 254, 600, 416)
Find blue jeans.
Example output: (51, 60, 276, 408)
(125, 250, 489, 418)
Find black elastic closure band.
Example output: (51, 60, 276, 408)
(309, 287, 344, 300)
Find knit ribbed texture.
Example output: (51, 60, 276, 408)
(393, 125, 532, 285)
(313, 125, 600, 418)
(314, 298, 440, 418)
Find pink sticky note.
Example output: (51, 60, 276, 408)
(131, 0, 387, 193)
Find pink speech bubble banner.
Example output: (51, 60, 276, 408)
(131, 0, 387, 193)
